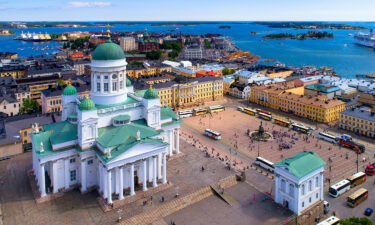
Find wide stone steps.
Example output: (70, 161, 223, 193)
(118, 176, 237, 225)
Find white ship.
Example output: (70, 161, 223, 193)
(14, 31, 52, 42)
(354, 29, 375, 47)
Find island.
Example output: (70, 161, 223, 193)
(252, 22, 367, 30)
(263, 31, 334, 40)
(0, 29, 15, 35)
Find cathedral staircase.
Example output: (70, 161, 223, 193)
(210, 184, 237, 206)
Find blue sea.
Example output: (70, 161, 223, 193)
(1, 21, 375, 78)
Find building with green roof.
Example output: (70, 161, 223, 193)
(274, 151, 326, 215)
(31, 37, 181, 206)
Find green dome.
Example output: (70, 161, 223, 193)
(143, 87, 159, 99)
(92, 39, 125, 61)
(126, 78, 132, 87)
(79, 97, 96, 111)
(62, 84, 77, 96)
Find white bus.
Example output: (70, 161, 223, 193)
(178, 110, 193, 118)
(329, 179, 351, 198)
(316, 216, 340, 225)
(318, 132, 338, 144)
(209, 105, 225, 113)
(204, 129, 222, 140)
(254, 157, 274, 173)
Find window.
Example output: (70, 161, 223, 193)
(3, 106, 6, 109)
(302, 202, 304, 207)
(315, 176, 319, 187)
(289, 184, 294, 197)
(97, 75, 100, 80)
(112, 82, 117, 91)
(316, 193, 319, 199)
(301, 184, 305, 195)
(309, 180, 312, 191)
(97, 82, 101, 92)
(281, 179, 286, 192)
(70, 170, 76, 181)
(119, 81, 123, 89)
(14, 104, 16, 108)
(104, 83, 109, 92)
(24, 131, 27, 136)
(112, 74, 117, 79)
(87, 159, 93, 165)
(309, 197, 311, 203)
(104, 75, 108, 79)
(70, 158, 75, 163)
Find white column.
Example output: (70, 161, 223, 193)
(158, 153, 162, 179)
(320, 173, 324, 201)
(52, 161, 58, 193)
(103, 167, 107, 199)
(153, 157, 158, 187)
(98, 163, 102, 193)
(130, 164, 135, 196)
(162, 153, 167, 184)
(148, 158, 153, 182)
(175, 129, 180, 154)
(119, 167, 124, 200)
(64, 159, 70, 190)
(40, 163, 46, 197)
(115, 167, 120, 194)
(169, 131, 174, 156)
(80, 160, 87, 192)
(107, 170, 112, 204)
(142, 160, 148, 191)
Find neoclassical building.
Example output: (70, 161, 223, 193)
(31, 38, 181, 204)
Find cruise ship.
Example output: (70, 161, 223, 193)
(14, 31, 52, 42)
(354, 29, 375, 47)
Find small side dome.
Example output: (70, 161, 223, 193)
(126, 78, 132, 87)
(62, 84, 77, 96)
(79, 96, 96, 111)
(143, 86, 159, 99)
(92, 39, 126, 61)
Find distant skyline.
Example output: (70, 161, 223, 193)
(1, 0, 375, 21)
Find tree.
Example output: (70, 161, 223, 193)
(339, 217, 373, 225)
(21, 99, 40, 114)
(204, 39, 211, 49)
(222, 68, 235, 75)
(146, 50, 162, 60)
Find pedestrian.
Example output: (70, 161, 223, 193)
(161, 196, 165, 202)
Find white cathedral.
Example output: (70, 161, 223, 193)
(31, 38, 181, 204)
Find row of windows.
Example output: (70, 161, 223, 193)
(2, 103, 19, 109)
(49, 99, 61, 105)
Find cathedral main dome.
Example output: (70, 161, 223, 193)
(92, 39, 125, 61)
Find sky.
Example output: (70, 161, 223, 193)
(0, 0, 375, 21)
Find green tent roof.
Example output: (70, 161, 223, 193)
(97, 121, 161, 148)
(274, 152, 326, 178)
(62, 85, 77, 96)
(92, 39, 126, 61)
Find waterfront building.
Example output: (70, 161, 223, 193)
(339, 106, 375, 138)
(41, 85, 90, 114)
(258, 68, 294, 79)
(274, 151, 326, 215)
(250, 82, 346, 123)
(0, 65, 27, 79)
(293, 76, 322, 87)
(138, 30, 159, 52)
(304, 84, 341, 100)
(31, 38, 181, 205)
(120, 37, 137, 52)
(0, 52, 18, 59)
(172, 64, 224, 78)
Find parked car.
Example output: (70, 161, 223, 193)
(364, 208, 373, 216)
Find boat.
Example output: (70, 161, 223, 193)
(354, 29, 375, 47)
(219, 25, 231, 29)
(14, 31, 52, 42)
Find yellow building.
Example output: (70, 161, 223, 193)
(223, 76, 235, 95)
(0, 66, 26, 78)
(250, 82, 346, 123)
(339, 106, 375, 137)
(358, 93, 375, 108)
(137, 76, 224, 109)
(127, 64, 172, 78)
(29, 82, 58, 100)
(259, 69, 294, 79)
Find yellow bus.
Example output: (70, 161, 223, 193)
(193, 108, 208, 116)
(273, 118, 290, 127)
(347, 188, 368, 208)
(208, 105, 225, 113)
(347, 172, 366, 188)
(243, 107, 258, 116)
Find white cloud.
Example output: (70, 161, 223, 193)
(68, 1, 111, 8)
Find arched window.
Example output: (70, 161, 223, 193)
(301, 184, 305, 195)
(309, 180, 312, 191)
(289, 184, 294, 197)
(315, 176, 319, 187)
(281, 179, 286, 192)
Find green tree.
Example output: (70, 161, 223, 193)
(21, 99, 40, 114)
(204, 39, 211, 49)
(146, 50, 162, 60)
(222, 68, 235, 75)
(339, 217, 373, 225)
